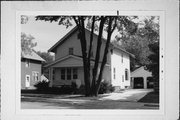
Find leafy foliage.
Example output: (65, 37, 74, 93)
(36, 51, 54, 64)
(98, 81, 115, 94)
(21, 15, 29, 24)
(146, 42, 159, 92)
(21, 32, 37, 54)
(115, 17, 159, 71)
(34, 81, 50, 91)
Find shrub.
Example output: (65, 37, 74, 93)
(108, 84, 115, 93)
(98, 81, 115, 94)
(74, 85, 85, 95)
(34, 81, 50, 91)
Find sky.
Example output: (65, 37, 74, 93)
(21, 16, 76, 52)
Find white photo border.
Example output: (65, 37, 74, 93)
(1, 1, 179, 120)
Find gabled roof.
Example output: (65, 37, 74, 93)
(131, 66, 150, 74)
(48, 26, 78, 52)
(48, 26, 135, 58)
(21, 50, 45, 62)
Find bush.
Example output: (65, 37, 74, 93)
(59, 85, 75, 94)
(33, 81, 114, 95)
(34, 81, 50, 91)
(98, 81, 115, 94)
(74, 85, 85, 95)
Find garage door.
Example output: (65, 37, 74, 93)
(134, 77, 144, 89)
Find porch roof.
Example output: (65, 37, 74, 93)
(44, 54, 110, 68)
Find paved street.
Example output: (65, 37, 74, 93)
(21, 89, 159, 109)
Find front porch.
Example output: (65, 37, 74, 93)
(45, 54, 111, 88)
(49, 67, 84, 88)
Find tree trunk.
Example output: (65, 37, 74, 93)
(91, 16, 106, 96)
(76, 17, 91, 96)
(95, 17, 115, 96)
(87, 16, 95, 96)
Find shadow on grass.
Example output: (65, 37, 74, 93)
(138, 91, 159, 103)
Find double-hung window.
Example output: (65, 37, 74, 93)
(69, 48, 74, 55)
(32, 71, 39, 81)
(113, 67, 116, 79)
(125, 69, 129, 80)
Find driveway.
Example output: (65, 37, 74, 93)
(99, 89, 153, 101)
(21, 89, 157, 109)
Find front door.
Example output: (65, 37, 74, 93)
(25, 75, 30, 88)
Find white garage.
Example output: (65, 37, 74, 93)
(131, 66, 154, 89)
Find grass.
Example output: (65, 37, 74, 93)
(138, 91, 159, 103)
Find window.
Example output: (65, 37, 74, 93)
(61, 68, 78, 80)
(32, 72, 39, 81)
(67, 68, 71, 80)
(113, 67, 116, 79)
(69, 48, 74, 55)
(121, 54, 123, 63)
(61, 68, 65, 80)
(125, 69, 128, 80)
(73, 68, 78, 79)
(25, 59, 30, 67)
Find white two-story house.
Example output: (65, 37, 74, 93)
(46, 26, 134, 89)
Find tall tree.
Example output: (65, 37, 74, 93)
(36, 16, 137, 96)
(119, 16, 160, 91)
(146, 42, 159, 92)
(36, 51, 54, 65)
(21, 32, 37, 54)
(115, 17, 159, 71)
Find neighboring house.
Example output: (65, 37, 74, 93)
(45, 26, 134, 90)
(21, 50, 45, 89)
(131, 66, 154, 89)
